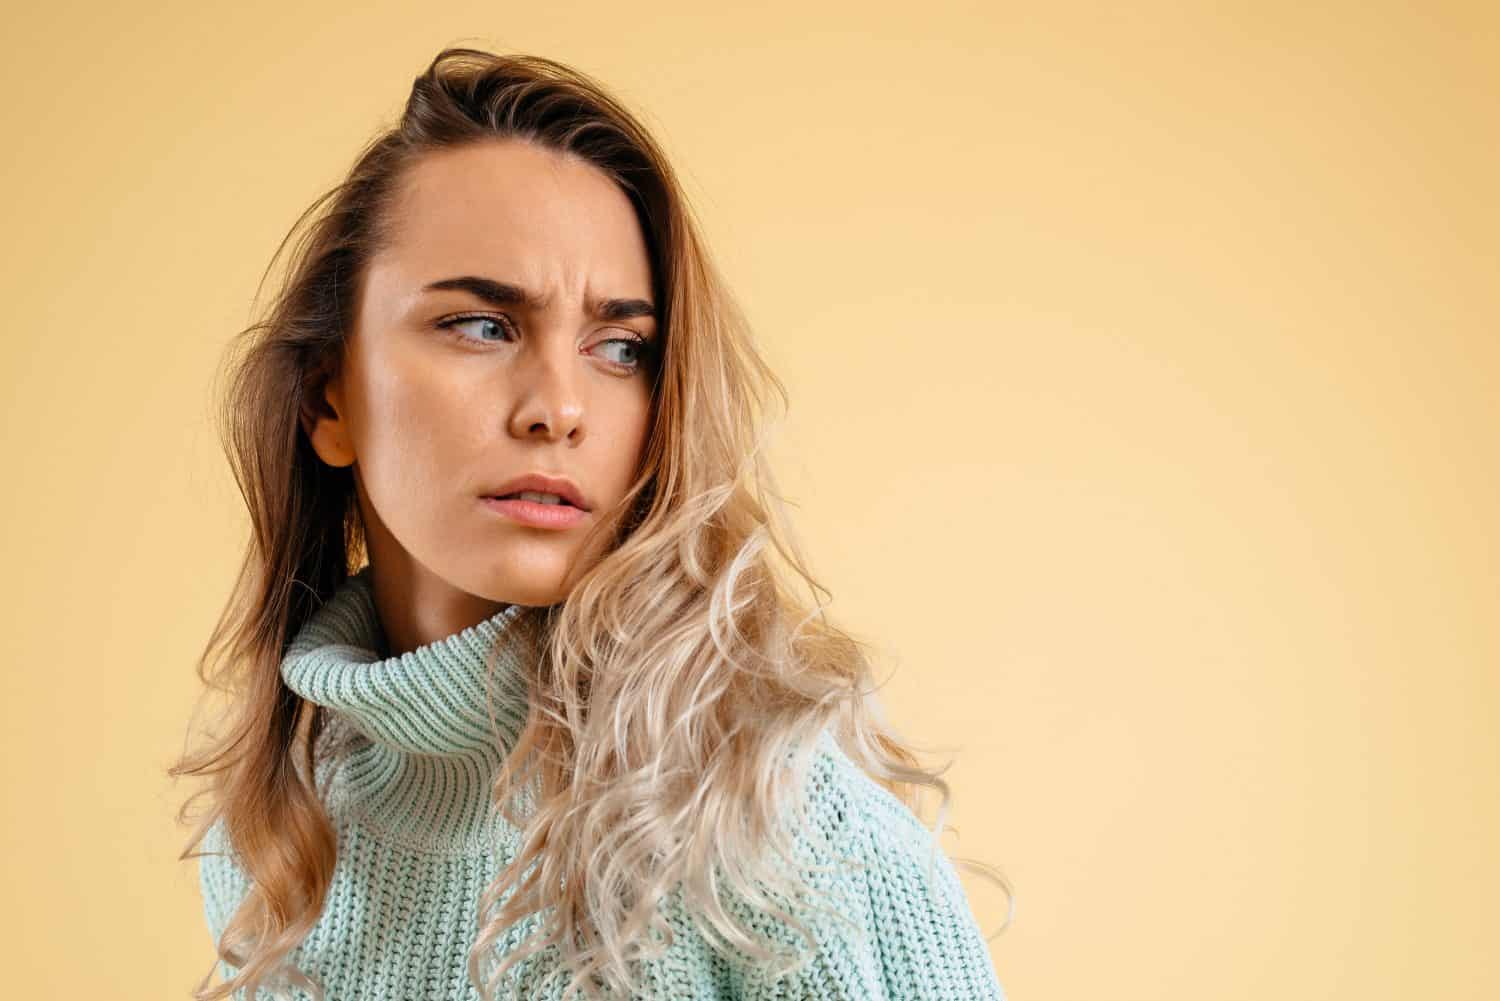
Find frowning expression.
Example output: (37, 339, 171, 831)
(306, 138, 658, 620)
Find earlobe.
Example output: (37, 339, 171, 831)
(301, 377, 355, 468)
(302, 411, 354, 468)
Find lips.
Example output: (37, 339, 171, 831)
(494, 490, 576, 507)
(482, 472, 591, 511)
(479, 494, 588, 529)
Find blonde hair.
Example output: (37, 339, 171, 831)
(169, 46, 1014, 1001)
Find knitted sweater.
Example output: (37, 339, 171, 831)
(197, 565, 1006, 1000)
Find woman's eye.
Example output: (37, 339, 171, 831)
(437, 314, 514, 344)
(436, 315, 653, 372)
(594, 337, 648, 369)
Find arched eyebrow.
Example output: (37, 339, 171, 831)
(421, 275, 656, 322)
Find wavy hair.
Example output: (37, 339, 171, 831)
(169, 45, 1014, 1001)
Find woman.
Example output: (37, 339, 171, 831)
(170, 46, 1013, 1001)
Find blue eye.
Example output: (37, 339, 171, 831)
(595, 337, 648, 368)
(437, 314, 515, 343)
(434, 313, 657, 374)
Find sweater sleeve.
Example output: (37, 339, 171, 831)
(726, 733, 1007, 1000)
(197, 816, 251, 983)
(851, 762, 1007, 1000)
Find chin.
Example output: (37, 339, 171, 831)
(501, 584, 569, 608)
(472, 568, 571, 608)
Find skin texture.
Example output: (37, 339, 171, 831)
(302, 139, 657, 657)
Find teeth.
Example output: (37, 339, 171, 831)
(513, 490, 565, 505)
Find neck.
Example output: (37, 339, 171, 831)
(279, 565, 537, 854)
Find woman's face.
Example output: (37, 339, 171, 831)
(305, 139, 658, 645)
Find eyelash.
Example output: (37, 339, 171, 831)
(434, 312, 656, 373)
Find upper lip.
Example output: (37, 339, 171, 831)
(483, 473, 592, 512)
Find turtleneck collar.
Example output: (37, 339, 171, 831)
(280, 564, 538, 855)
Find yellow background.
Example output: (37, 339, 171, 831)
(2, 2, 1495, 999)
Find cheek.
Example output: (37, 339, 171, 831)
(356, 362, 482, 497)
(603, 393, 654, 486)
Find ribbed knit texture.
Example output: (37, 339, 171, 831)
(198, 565, 1006, 999)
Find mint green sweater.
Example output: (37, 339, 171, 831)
(198, 566, 1006, 999)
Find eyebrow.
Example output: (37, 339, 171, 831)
(421, 275, 656, 322)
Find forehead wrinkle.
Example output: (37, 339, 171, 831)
(381, 149, 651, 320)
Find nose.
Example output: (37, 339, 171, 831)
(506, 332, 585, 442)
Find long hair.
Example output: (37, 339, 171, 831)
(169, 46, 1013, 1001)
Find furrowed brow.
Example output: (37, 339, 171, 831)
(422, 276, 655, 322)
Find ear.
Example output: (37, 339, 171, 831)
(300, 367, 355, 469)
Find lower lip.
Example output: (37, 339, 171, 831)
(480, 496, 588, 528)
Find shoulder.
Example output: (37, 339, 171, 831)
(725, 729, 1007, 1000)
(788, 729, 868, 849)
(795, 728, 946, 873)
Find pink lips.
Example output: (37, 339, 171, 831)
(480, 495, 588, 529)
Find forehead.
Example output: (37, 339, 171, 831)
(374, 139, 652, 300)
